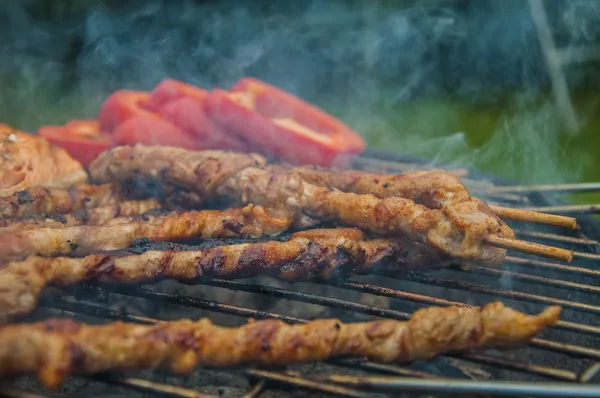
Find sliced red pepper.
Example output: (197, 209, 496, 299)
(98, 90, 154, 133)
(204, 78, 365, 166)
(158, 97, 251, 152)
(38, 120, 114, 167)
(145, 78, 209, 111)
(112, 113, 202, 149)
(146, 78, 252, 152)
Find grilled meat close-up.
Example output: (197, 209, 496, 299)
(1, 1, 600, 397)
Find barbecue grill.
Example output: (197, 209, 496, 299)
(2, 148, 600, 398)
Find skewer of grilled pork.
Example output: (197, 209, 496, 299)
(89, 145, 515, 267)
(0, 183, 125, 220)
(0, 204, 292, 259)
(0, 302, 560, 389)
(0, 198, 163, 233)
(270, 165, 470, 209)
(283, 165, 577, 229)
(0, 228, 450, 322)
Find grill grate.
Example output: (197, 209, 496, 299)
(3, 150, 600, 398)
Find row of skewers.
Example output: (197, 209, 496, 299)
(0, 144, 578, 388)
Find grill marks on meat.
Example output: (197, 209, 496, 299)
(0, 204, 291, 259)
(0, 183, 124, 220)
(0, 199, 163, 233)
(0, 228, 451, 322)
(0, 302, 560, 389)
(89, 146, 514, 267)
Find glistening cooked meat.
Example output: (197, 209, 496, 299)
(89, 145, 515, 267)
(0, 198, 163, 234)
(0, 228, 450, 321)
(0, 183, 124, 220)
(285, 165, 578, 231)
(0, 204, 291, 259)
(271, 165, 470, 209)
(0, 302, 560, 389)
(0, 125, 87, 196)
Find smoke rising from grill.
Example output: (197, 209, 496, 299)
(0, 0, 596, 183)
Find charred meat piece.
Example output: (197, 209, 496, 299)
(90, 145, 515, 267)
(0, 204, 291, 259)
(0, 302, 560, 389)
(0, 228, 450, 321)
(0, 125, 88, 196)
(0, 183, 124, 220)
(0, 199, 164, 234)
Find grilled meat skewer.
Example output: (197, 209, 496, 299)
(0, 183, 124, 220)
(286, 165, 577, 230)
(0, 204, 292, 259)
(0, 228, 449, 321)
(271, 165, 469, 209)
(0, 302, 560, 389)
(90, 145, 514, 267)
(0, 199, 163, 233)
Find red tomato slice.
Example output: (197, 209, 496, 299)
(98, 90, 154, 133)
(146, 79, 209, 112)
(157, 97, 250, 152)
(38, 120, 113, 167)
(112, 113, 202, 149)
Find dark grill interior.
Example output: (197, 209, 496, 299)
(2, 149, 600, 398)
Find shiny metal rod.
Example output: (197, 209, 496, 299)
(316, 375, 600, 397)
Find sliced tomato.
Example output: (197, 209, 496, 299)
(98, 90, 154, 133)
(38, 120, 113, 167)
(112, 113, 202, 149)
(204, 78, 366, 166)
(146, 78, 210, 111)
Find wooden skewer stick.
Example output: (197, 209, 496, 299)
(486, 236, 573, 263)
(489, 205, 577, 230)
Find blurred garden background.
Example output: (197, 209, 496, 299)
(1, 0, 599, 204)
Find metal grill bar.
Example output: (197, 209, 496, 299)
(290, 374, 600, 397)
(460, 354, 578, 381)
(514, 229, 600, 247)
(506, 256, 600, 278)
(573, 251, 600, 261)
(468, 266, 600, 295)
(405, 272, 600, 315)
(65, 283, 588, 381)
(331, 280, 600, 338)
